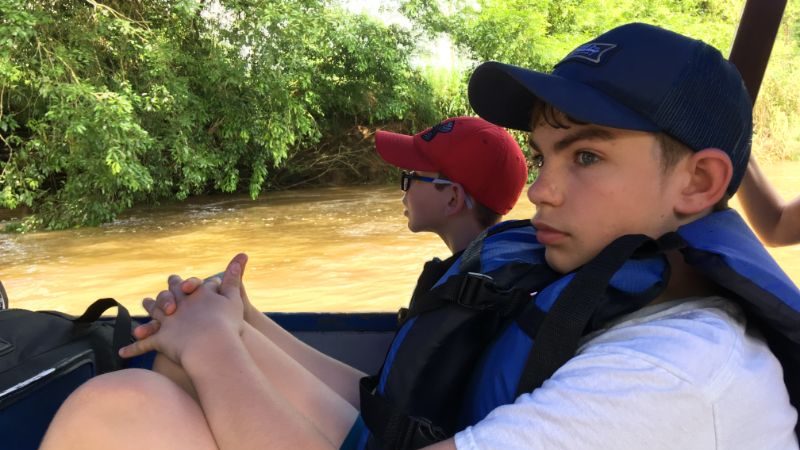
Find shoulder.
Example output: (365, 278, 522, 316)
(554, 296, 797, 448)
(575, 297, 748, 390)
(455, 297, 798, 450)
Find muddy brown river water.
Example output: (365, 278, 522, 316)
(2, 162, 798, 315)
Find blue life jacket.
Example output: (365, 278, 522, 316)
(359, 220, 559, 449)
(360, 211, 800, 449)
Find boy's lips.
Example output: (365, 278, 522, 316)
(532, 220, 568, 245)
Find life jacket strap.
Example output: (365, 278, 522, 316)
(359, 375, 449, 449)
(0, 281, 7, 310)
(458, 219, 533, 274)
(515, 233, 684, 397)
(401, 271, 525, 324)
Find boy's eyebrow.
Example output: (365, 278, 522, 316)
(529, 126, 618, 153)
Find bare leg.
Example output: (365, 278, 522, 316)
(40, 369, 218, 450)
(243, 308, 364, 407)
(153, 352, 198, 400)
(151, 323, 358, 444)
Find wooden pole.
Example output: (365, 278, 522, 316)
(728, 0, 788, 104)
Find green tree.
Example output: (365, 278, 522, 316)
(403, 0, 743, 70)
(0, 0, 433, 230)
(403, 0, 800, 162)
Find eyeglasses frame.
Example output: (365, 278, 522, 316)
(400, 171, 474, 209)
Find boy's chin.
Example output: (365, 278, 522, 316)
(407, 221, 432, 234)
(544, 250, 586, 275)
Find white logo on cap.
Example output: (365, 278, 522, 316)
(562, 43, 617, 64)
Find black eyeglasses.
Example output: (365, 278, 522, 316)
(400, 171, 475, 208)
(400, 171, 454, 192)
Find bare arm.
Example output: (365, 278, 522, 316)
(737, 159, 800, 246)
(131, 258, 367, 408)
(237, 284, 365, 407)
(181, 330, 335, 450)
(122, 261, 356, 450)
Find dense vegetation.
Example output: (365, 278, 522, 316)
(405, 0, 800, 160)
(1, 0, 798, 230)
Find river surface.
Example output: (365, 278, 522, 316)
(2, 162, 799, 316)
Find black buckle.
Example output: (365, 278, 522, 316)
(0, 281, 7, 310)
(397, 307, 409, 324)
(456, 272, 495, 309)
(403, 416, 448, 449)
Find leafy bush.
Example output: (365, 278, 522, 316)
(2, 0, 797, 230)
(0, 0, 433, 230)
(404, 0, 800, 163)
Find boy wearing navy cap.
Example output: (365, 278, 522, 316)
(457, 22, 799, 449)
(41, 24, 800, 450)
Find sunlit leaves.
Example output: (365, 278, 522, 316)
(0, 0, 430, 230)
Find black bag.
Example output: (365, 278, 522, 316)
(0, 281, 8, 310)
(0, 298, 135, 450)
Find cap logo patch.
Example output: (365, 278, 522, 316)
(421, 120, 455, 142)
(561, 43, 617, 64)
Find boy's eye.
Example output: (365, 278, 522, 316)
(576, 151, 600, 166)
(531, 154, 544, 168)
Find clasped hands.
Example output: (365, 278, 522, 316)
(118, 253, 250, 366)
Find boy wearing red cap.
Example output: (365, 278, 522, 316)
(40, 117, 528, 450)
(41, 22, 800, 450)
(375, 116, 527, 252)
(41, 23, 800, 450)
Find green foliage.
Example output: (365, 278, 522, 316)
(0, 0, 431, 230)
(418, 66, 471, 119)
(403, 0, 744, 112)
(404, 0, 743, 70)
(752, 1, 800, 161)
(2, 0, 797, 230)
(405, 0, 800, 162)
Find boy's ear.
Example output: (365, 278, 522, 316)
(444, 184, 468, 216)
(673, 148, 733, 215)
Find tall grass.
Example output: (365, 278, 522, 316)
(752, 12, 800, 162)
(420, 42, 800, 163)
(418, 66, 471, 119)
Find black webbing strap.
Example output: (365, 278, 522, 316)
(0, 281, 7, 310)
(514, 234, 676, 397)
(403, 270, 538, 324)
(74, 298, 133, 364)
(360, 375, 448, 450)
(405, 220, 541, 320)
(459, 229, 489, 274)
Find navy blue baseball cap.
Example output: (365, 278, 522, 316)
(468, 22, 753, 194)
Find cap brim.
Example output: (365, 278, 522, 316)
(468, 61, 658, 132)
(375, 131, 437, 172)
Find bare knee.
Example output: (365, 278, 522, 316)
(41, 369, 216, 450)
(44, 369, 173, 432)
(69, 369, 178, 407)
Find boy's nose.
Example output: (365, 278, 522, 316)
(527, 172, 563, 207)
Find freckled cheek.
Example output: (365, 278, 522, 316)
(526, 183, 536, 203)
(407, 194, 433, 216)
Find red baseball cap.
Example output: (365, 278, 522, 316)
(375, 116, 527, 215)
